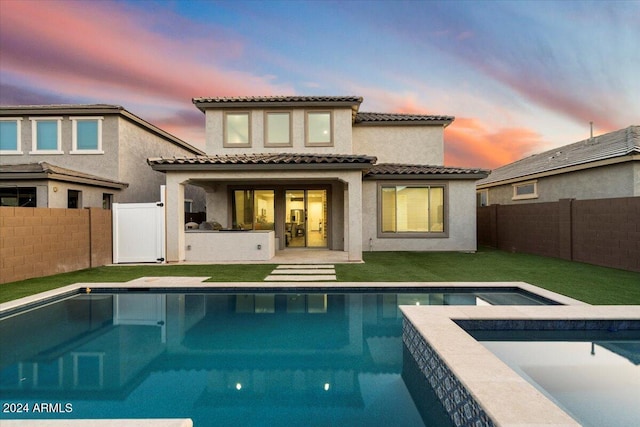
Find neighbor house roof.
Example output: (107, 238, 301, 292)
(365, 164, 489, 180)
(355, 112, 454, 126)
(0, 162, 129, 189)
(148, 153, 377, 171)
(478, 125, 640, 187)
(0, 104, 204, 155)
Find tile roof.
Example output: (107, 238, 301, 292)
(192, 96, 363, 113)
(355, 112, 454, 125)
(148, 153, 377, 169)
(478, 125, 640, 185)
(365, 163, 489, 179)
(0, 162, 129, 189)
(193, 95, 363, 104)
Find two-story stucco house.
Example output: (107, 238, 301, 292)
(148, 96, 488, 263)
(0, 104, 205, 210)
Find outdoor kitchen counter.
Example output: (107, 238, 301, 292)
(184, 229, 275, 262)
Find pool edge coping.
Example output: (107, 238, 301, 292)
(0, 279, 587, 316)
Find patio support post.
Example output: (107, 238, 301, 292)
(344, 171, 363, 262)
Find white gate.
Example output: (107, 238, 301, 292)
(113, 201, 165, 263)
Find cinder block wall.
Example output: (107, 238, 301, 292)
(0, 207, 112, 284)
(477, 197, 640, 272)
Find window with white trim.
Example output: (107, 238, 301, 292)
(512, 181, 538, 200)
(379, 183, 446, 237)
(0, 118, 22, 154)
(224, 112, 251, 147)
(306, 111, 332, 146)
(71, 117, 103, 153)
(30, 117, 62, 154)
(265, 111, 291, 146)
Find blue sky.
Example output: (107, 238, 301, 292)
(1, 0, 638, 167)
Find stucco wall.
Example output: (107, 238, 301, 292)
(485, 162, 637, 205)
(0, 114, 120, 180)
(204, 108, 354, 155)
(0, 207, 112, 284)
(352, 125, 445, 165)
(362, 180, 478, 252)
(118, 117, 206, 210)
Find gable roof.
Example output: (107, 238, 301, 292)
(148, 153, 377, 171)
(355, 112, 454, 126)
(0, 162, 129, 189)
(478, 125, 640, 186)
(0, 104, 204, 155)
(365, 164, 488, 180)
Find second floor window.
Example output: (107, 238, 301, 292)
(71, 117, 103, 153)
(265, 112, 291, 146)
(0, 118, 22, 154)
(306, 111, 332, 146)
(31, 117, 62, 153)
(224, 112, 250, 147)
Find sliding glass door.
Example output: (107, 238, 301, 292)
(285, 189, 327, 248)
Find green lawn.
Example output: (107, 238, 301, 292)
(1, 247, 638, 305)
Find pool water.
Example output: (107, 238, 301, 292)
(480, 337, 640, 427)
(0, 291, 546, 426)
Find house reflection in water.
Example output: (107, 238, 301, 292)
(0, 292, 482, 422)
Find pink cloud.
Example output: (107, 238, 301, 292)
(445, 117, 543, 169)
(0, 1, 291, 106)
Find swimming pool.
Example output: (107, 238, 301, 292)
(0, 289, 550, 426)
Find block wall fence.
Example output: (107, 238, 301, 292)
(477, 196, 640, 272)
(0, 207, 112, 285)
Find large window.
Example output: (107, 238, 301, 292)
(379, 184, 445, 236)
(30, 117, 62, 154)
(71, 117, 103, 153)
(0, 118, 22, 154)
(0, 187, 36, 207)
(232, 190, 274, 230)
(265, 111, 291, 146)
(224, 112, 251, 147)
(306, 111, 332, 146)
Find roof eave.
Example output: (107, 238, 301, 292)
(193, 99, 363, 113)
(0, 172, 129, 189)
(365, 172, 489, 180)
(149, 162, 374, 172)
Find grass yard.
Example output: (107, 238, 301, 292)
(1, 247, 638, 305)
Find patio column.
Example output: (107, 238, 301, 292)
(165, 174, 185, 262)
(344, 171, 363, 262)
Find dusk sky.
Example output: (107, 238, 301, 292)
(1, 0, 638, 169)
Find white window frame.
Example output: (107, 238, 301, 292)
(0, 118, 23, 155)
(264, 111, 292, 147)
(70, 116, 104, 154)
(223, 111, 251, 147)
(305, 110, 333, 147)
(30, 117, 63, 154)
(512, 180, 538, 200)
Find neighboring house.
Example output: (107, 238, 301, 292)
(476, 125, 640, 205)
(0, 104, 206, 211)
(148, 96, 488, 263)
